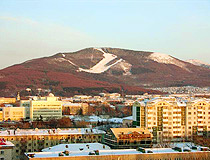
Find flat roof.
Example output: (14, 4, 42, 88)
(42, 143, 111, 152)
(0, 128, 105, 136)
(26, 147, 210, 158)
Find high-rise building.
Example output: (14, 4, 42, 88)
(133, 98, 186, 142)
(133, 97, 210, 142)
(185, 99, 210, 139)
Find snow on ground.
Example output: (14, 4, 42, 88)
(149, 52, 189, 71)
(123, 116, 133, 120)
(55, 57, 77, 67)
(78, 48, 122, 73)
(70, 115, 123, 124)
(108, 118, 123, 123)
(42, 143, 111, 152)
(120, 60, 132, 75)
(186, 59, 210, 66)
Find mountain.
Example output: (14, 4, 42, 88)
(186, 59, 210, 69)
(0, 47, 210, 97)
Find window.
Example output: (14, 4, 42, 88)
(0, 150, 4, 155)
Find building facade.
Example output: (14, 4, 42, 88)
(185, 99, 210, 139)
(62, 103, 89, 115)
(133, 98, 210, 142)
(0, 139, 14, 160)
(0, 128, 105, 160)
(103, 128, 152, 149)
(30, 94, 62, 121)
(2, 107, 26, 121)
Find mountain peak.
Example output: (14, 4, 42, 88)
(1, 47, 210, 97)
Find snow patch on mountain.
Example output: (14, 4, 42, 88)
(186, 59, 210, 67)
(78, 48, 122, 73)
(120, 60, 132, 75)
(149, 52, 189, 71)
(55, 57, 77, 67)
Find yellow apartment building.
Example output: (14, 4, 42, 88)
(133, 97, 210, 142)
(133, 98, 186, 142)
(186, 99, 210, 139)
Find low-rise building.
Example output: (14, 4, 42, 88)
(122, 116, 133, 127)
(62, 103, 88, 115)
(103, 128, 152, 149)
(2, 107, 26, 121)
(0, 128, 105, 160)
(0, 98, 16, 105)
(24, 143, 210, 160)
(0, 139, 15, 160)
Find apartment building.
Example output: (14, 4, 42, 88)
(133, 97, 210, 142)
(0, 128, 105, 160)
(186, 99, 210, 139)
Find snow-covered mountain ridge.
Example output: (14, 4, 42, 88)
(186, 59, 210, 69)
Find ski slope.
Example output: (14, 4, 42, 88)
(78, 48, 122, 73)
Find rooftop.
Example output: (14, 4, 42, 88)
(110, 128, 151, 139)
(42, 143, 111, 152)
(0, 139, 15, 149)
(0, 128, 105, 136)
(25, 145, 210, 158)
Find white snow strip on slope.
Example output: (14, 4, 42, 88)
(120, 60, 132, 75)
(149, 52, 189, 71)
(55, 57, 77, 67)
(78, 48, 121, 73)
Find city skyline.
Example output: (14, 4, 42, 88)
(0, 0, 210, 69)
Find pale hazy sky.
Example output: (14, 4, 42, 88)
(0, 0, 210, 69)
